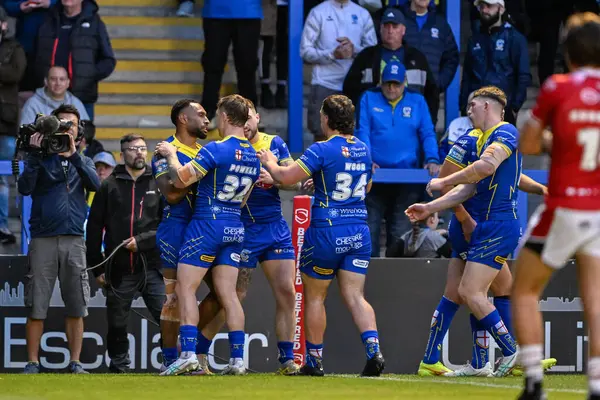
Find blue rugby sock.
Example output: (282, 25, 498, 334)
(470, 313, 490, 369)
(179, 325, 198, 358)
(162, 347, 178, 367)
(229, 331, 245, 359)
(480, 309, 517, 357)
(360, 330, 380, 360)
(494, 296, 514, 336)
(277, 341, 294, 364)
(196, 331, 212, 355)
(423, 296, 459, 364)
(306, 341, 323, 368)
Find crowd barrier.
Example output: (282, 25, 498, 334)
(0, 255, 584, 374)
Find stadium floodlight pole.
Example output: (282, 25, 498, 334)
(444, 0, 460, 129)
(288, 0, 304, 154)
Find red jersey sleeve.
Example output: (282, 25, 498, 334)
(531, 74, 568, 127)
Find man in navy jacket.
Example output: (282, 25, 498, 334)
(460, 0, 531, 124)
(18, 104, 100, 374)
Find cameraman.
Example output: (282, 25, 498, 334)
(18, 104, 100, 374)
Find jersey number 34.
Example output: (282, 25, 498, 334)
(333, 172, 368, 201)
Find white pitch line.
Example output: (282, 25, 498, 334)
(332, 374, 586, 394)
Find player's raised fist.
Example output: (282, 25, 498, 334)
(155, 141, 177, 159)
(426, 178, 445, 196)
(257, 149, 277, 166)
(405, 203, 431, 222)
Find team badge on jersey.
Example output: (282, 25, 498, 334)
(235, 149, 242, 161)
(341, 146, 350, 158)
(403, 107, 412, 118)
(495, 39, 505, 51)
(431, 27, 439, 38)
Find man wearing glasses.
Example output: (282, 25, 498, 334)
(87, 134, 165, 373)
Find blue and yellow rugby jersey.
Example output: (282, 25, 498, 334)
(242, 132, 293, 224)
(152, 135, 200, 220)
(471, 122, 523, 221)
(191, 136, 261, 220)
(296, 135, 373, 228)
(444, 129, 482, 216)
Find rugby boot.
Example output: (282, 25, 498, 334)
(222, 358, 247, 375)
(277, 359, 301, 376)
(444, 362, 493, 377)
(512, 358, 557, 377)
(23, 362, 40, 374)
(493, 351, 519, 377)
(160, 354, 199, 376)
(361, 352, 385, 377)
(417, 361, 453, 376)
(517, 379, 547, 400)
(196, 354, 213, 375)
(299, 358, 325, 376)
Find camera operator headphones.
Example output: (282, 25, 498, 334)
(50, 109, 85, 143)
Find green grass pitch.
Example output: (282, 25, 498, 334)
(0, 374, 589, 399)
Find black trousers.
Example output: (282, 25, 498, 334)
(106, 268, 164, 371)
(201, 18, 261, 119)
(275, 5, 289, 83)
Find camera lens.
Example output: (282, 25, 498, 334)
(48, 136, 62, 152)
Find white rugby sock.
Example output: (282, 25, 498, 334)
(588, 357, 600, 395)
(520, 344, 543, 383)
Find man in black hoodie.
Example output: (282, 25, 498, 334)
(86, 134, 165, 373)
(33, 0, 116, 120)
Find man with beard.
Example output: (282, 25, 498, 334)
(151, 99, 208, 372)
(87, 134, 165, 373)
(460, 0, 531, 125)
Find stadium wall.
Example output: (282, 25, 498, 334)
(0, 256, 585, 374)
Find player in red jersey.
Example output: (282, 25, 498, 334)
(512, 12, 600, 400)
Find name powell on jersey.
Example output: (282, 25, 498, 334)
(229, 164, 258, 175)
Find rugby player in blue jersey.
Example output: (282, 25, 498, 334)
(156, 94, 260, 376)
(416, 127, 554, 377)
(407, 86, 523, 376)
(152, 99, 208, 372)
(257, 94, 385, 377)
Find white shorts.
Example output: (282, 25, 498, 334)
(521, 205, 600, 269)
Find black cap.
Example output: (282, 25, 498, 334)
(381, 7, 406, 25)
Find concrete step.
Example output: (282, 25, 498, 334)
(115, 59, 203, 72)
(99, 0, 179, 6)
(106, 24, 203, 41)
(100, 6, 184, 18)
(99, 81, 235, 95)
(102, 16, 202, 27)
(111, 38, 204, 51)
(106, 69, 236, 84)
(114, 50, 202, 61)
(95, 128, 219, 142)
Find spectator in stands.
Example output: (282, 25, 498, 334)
(343, 8, 439, 121)
(20, 66, 89, 125)
(355, 61, 439, 257)
(86, 150, 115, 208)
(401, 0, 459, 107)
(176, 0, 194, 17)
(460, 0, 530, 125)
(0, 5, 26, 246)
(33, 0, 116, 121)
(3, 0, 56, 96)
(398, 212, 451, 258)
(201, 0, 262, 127)
(300, 0, 377, 141)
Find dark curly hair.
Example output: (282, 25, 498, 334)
(564, 12, 600, 69)
(170, 99, 200, 126)
(321, 95, 355, 136)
